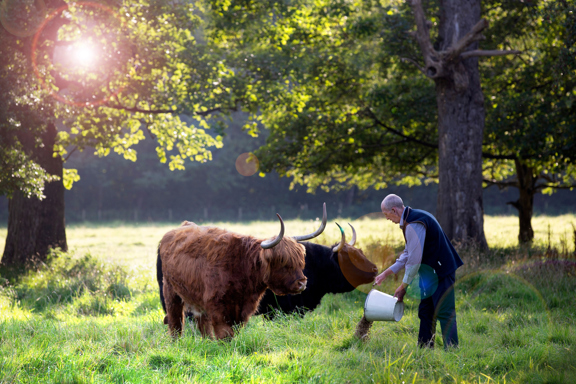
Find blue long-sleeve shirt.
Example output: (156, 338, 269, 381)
(389, 207, 425, 284)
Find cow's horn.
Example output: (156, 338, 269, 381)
(261, 213, 285, 249)
(348, 223, 357, 246)
(293, 202, 327, 241)
(332, 223, 346, 252)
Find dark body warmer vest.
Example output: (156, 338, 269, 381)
(401, 207, 463, 279)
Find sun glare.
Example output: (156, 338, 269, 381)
(71, 42, 97, 68)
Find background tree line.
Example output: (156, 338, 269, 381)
(1, 112, 573, 224)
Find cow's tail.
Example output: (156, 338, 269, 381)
(156, 247, 167, 313)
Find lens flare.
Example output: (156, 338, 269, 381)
(404, 264, 439, 299)
(71, 41, 97, 68)
(31, 2, 127, 107)
(235, 153, 259, 176)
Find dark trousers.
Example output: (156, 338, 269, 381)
(417, 272, 458, 349)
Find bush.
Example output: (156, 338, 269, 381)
(0, 249, 136, 313)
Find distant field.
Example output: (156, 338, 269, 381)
(1, 214, 574, 269)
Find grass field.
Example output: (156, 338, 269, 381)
(0, 215, 575, 383)
(2, 214, 573, 268)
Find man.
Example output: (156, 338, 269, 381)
(374, 194, 463, 349)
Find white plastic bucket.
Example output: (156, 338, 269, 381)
(364, 289, 404, 322)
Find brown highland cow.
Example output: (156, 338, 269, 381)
(158, 210, 327, 340)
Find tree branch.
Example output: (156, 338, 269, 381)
(535, 183, 576, 191)
(140, 121, 156, 140)
(195, 107, 225, 117)
(461, 49, 521, 59)
(102, 103, 222, 117)
(416, 169, 438, 178)
(406, 0, 448, 79)
(406, 0, 436, 58)
(483, 178, 518, 189)
(444, 18, 490, 62)
(539, 173, 555, 183)
(400, 57, 425, 74)
(412, 147, 436, 168)
(359, 139, 409, 149)
(364, 108, 438, 149)
(482, 152, 518, 160)
(64, 146, 78, 162)
(103, 103, 174, 114)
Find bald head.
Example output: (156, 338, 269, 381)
(381, 194, 404, 211)
(381, 194, 405, 224)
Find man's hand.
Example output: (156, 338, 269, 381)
(373, 268, 394, 285)
(394, 284, 407, 302)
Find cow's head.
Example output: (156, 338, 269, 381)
(259, 209, 329, 296)
(332, 223, 378, 287)
(262, 236, 307, 295)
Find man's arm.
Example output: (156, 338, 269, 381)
(374, 248, 409, 285)
(394, 223, 426, 301)
(401, 223, 425, 284)
(375, 223, 426, 287)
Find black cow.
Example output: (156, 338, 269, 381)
(256, 225, 378, 317)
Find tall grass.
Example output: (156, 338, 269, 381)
(0, 215, 575, 383)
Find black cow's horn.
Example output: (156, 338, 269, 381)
(332, 223, 346, 252)
(293, 202, 327, 241)
(261, 213, 285, 249)
(348, 223, 357, 246)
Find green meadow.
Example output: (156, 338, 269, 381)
(0, 215, 575, 383)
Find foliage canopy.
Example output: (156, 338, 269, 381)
(205, 0, 439, 192)
(482, 0, 576, 194)
(204, 0, 575, 195)
(0, 0, 243, 199)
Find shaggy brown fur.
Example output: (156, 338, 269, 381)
(159, 221, 306, 340)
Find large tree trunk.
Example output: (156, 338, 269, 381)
(408, 0, 490, 248)
(433, 0, 488, 248)
(436, 79, 487, 249)
(435, 56, 488, 248)
(508, 159, 535, 243)
(1, 123, 67, 266)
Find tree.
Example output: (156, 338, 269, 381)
(1, 0, 67, 264)
(481, 0, 576, 243)
(0, 0, 237, 266)
(205, 0, 526, 248)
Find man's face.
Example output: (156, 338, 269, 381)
(382, 206, 402, 224)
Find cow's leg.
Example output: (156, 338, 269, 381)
(163, 279, 184, 337)
(240, 303, 257, 324)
